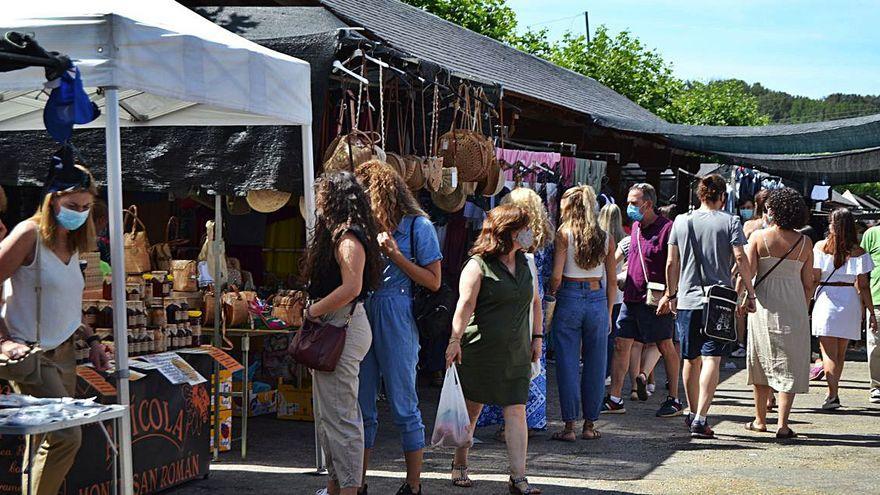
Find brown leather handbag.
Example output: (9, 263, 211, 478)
(171, 260, 198, 292)
(271, 290, 305, 328)
(123, 206, 152, 274)
(287, 304, 354, 372)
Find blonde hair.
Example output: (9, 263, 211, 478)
(501, 188, 553, 252)
(30, 164, 98, 253)
(598, 203, 626, 246)
(354, 159, 427, 232)
(560, 185, 606, 269)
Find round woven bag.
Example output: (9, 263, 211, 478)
(323, 131, 382, 172)
(404, 155, 426, 190)
(438, 129, 488, 182)
(385, 152, 405, 178)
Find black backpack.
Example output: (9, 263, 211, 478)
(410, 218, 455, 340)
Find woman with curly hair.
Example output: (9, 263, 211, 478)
(743, 187, 814, 439)
(478, 188, 554, 437)
(302, 171, 382, 495)
(549, 185, 616, 441)
(353, 160, 442, 495)
(812, 207, 877, 411)
(445, 204, 543, 494)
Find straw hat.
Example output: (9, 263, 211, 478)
(226, 196, 251, 215)
(478, 159, 504, 197)
(247, 189, 292, 213)
(490, 162, 506, 196)
(431, 182, 467, 212)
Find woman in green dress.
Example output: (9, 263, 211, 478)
(445, 204, 543, 495)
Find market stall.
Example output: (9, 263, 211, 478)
(0, 2, 314, 493)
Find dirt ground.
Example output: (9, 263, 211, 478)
(170, 353, 880, 494)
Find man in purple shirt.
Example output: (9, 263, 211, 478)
(603, 183, 684, 417)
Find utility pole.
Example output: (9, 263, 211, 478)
(584, 11, 590, 42)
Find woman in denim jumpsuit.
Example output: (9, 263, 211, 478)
(549, 185, 617, 441)
(354, 160, 442, 495)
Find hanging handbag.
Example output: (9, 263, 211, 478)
(123, 206, 152, 274)
(409, 218, 454, 340)
(686, 216, 738, 343)
(288, 303, 354, 372)
(151, 217, 186, 272)
(635, 225, 666, 307)
(171, 260, 198, 292)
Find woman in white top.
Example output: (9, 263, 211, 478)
(811, 208, 877, 410)
(0, 156, 109, 495)
(549, 186, 616, 441)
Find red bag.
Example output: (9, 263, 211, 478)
(287, 304, 354, 372)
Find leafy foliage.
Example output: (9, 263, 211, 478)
(744, 83, 880, 124)
(402, 0, 770, 126)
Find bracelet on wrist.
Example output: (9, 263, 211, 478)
(448, 337, 461, 344)
(666, 293, 677, 299)
(531, 334, 544, 340)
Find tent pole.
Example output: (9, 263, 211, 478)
(300, 125, 327, 474)
(212, 193, 223, 460)
(103, 87, 134, 495)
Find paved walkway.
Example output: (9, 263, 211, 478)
(172, 356, 880, 494)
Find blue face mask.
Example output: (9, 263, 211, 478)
(740, 209, 754, 221)
(56, 206, 90, 231)
(627, 204, 644, 222)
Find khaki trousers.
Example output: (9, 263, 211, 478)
(312, 303, 372, 489)
(11, 339, 82, 495)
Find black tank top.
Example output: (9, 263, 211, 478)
(307, 226, 370, 300)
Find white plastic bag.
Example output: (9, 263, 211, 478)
(430, 364, 472, 448)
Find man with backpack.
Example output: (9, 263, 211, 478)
(665, 174, 757, 439)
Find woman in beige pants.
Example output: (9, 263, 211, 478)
(300, 172, 383, 495)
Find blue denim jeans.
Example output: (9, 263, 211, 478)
(359, 288, 426, 452)
(552, 281, 610, 422)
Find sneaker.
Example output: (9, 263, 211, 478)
(871, 388, 880, 404)
(647, 384, 656, 396)
(685, 412, 695, 428)
(730, 346, 747, 358)
(601, 395, 626, 414)
(690, 420, 715, 439)
(810, 365, 825, 381)
(724, 361, 738, 370)
(822, 396, 841, 410)
(656, 396, 684, 417)
(396, 483, 421, 495)
(635, 373, 649, 401)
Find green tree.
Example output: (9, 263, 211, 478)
(404, 0, 519, 43)
(669, 80, 770, 126)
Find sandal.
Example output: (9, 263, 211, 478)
(451, 464, 472, 488)
(509, 476, 542, 495)
(776, 427, 797, 439)
(550, 429, 576, 442)
(582, 422, 601, 440)
(744, 421, 768, 432)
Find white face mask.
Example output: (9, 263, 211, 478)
(515, 228, 534, 250)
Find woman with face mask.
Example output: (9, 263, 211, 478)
(548, 185, 617, 441)
(445, 204, 543, 494)
(0, 154, 110, 495)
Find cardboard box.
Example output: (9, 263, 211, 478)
(211, 369, 232, 411)
(233, 389, 277, 417)
(210, 408, 232, 452)
(276, 383, 313, 421)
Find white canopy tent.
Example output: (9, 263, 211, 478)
(0, 2, 315, 493)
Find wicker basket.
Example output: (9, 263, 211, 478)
(323, 131, 384, 172)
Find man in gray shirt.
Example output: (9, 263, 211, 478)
(665, 174, 757, 439)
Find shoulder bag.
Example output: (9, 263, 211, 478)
(123, 206, 152, 274)
(410, 217, 455, 341)
(288, 303, 354, 372)
(686, 215, 739, 343)
(635, 224, 665, 307)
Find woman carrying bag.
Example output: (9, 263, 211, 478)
(445, 204, 543, 495)
(353, 160, 442, 495)
(0, 151, 109, 495)
(300, 172, 381, 495)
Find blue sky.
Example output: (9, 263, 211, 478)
(508, 0, 880, 98)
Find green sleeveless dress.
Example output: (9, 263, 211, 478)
(458, 252, 533, 406)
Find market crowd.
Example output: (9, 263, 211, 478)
(1, 157, 878, 495)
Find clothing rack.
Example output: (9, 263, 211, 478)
(506, 138, 577, 154)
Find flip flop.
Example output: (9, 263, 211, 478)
(744, 421, 768, 432)
(776, 428, 797, 439)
